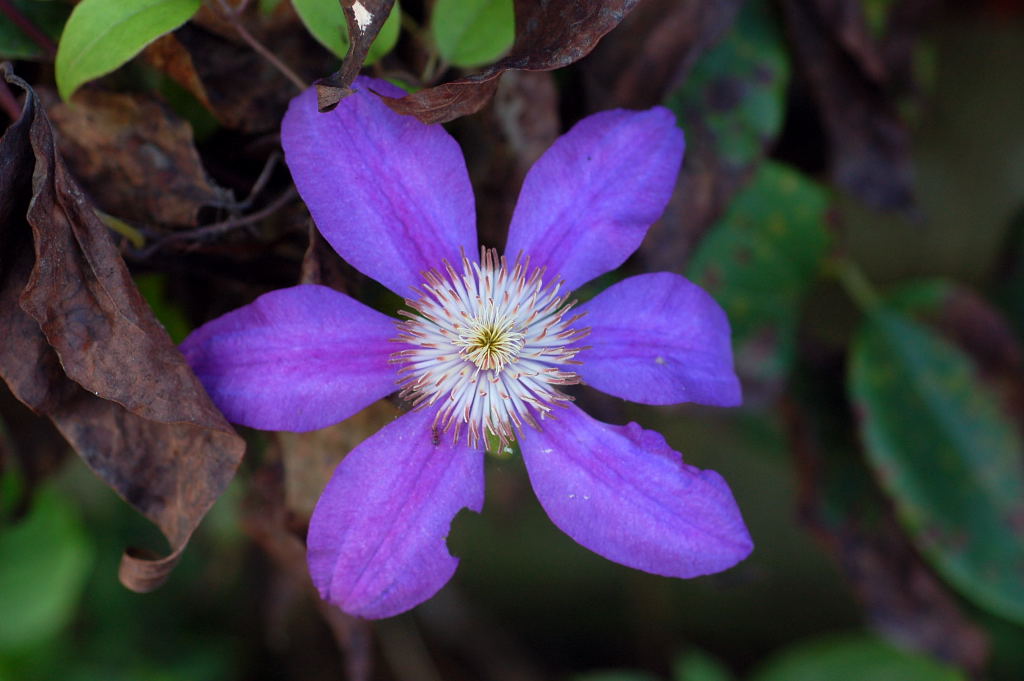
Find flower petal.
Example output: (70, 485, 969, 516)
(281, 78, 477, 296)
(520, 405, 752, 578)
(576, 272, 742, 406)
(504, 108, 684, 290)
(180, 284, 397, 431)
(307, 408, 484, 618)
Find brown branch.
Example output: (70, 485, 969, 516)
(133, 187, 297, 259)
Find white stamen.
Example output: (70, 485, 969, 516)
(392, 248, 590, 449)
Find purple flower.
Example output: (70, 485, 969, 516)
(181, 77, 753, 619)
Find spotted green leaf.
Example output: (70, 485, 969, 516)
(292, 0, 400, 62)
(686, 161, 830, 394)
(0, 488, 94, 651)
(750, 634, 965, 681)
(849, 309, 1024, 624)
(55, 0, 200, 100)
(431, 0, 514, 68)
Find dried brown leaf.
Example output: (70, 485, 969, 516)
(0, 64, 245, 591)
(47, 89, 231, 227)
(383, 0, 642, 124)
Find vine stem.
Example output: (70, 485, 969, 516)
(829, 257, 881, 312)
(214, 0, 307, 92)
(132, 187, 298, 259)
(0, 0, 56, 59)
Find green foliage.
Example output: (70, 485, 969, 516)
(672, 649, 734, 681)
(431, 0, 514, 68)
(292, 0, 400, 62)
(0, 488, 94, 652)
(0, 0, 69, 60)
(849, 309, 1024, 624)
(687, 162, 830, 390)
(54, 0, 201, 100)
(573, 672, 661, 681)
(749, 634, 966, 681)
(666, 0, 790, 167)
(134, 274, 192, 345)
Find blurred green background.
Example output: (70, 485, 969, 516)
(2, 0, 1023, 679)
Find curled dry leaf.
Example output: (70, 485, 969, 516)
(0, 64, 245, 591)
(47, 89, 231, 228)
(382, 0, 643, 124)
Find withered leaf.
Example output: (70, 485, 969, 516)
(316, 0, 397, 112)
(383, 0, 643, 124)
(0, 64, 244, 592)
(47, 89, 231, 228)
(780, 0, 918, 212)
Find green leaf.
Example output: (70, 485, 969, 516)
(0, 0, 70, 61)
(573, 672, 661, 681)
(431, 0, 514, 68)
(55, 0, 201, 100)
(849, 310, 1024, 624)
(134, 274, 191, 345)
(750, 634, 966, 681)
(0, 488, 94, 651)
(672, 649, 734, 681)
(686, 161, 830, 392)
(666, 0, 790, 168)
(292, 0, 401, 63)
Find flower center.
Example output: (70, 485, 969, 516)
(391, 248, 589, 448)
(455, 316, 525, 371)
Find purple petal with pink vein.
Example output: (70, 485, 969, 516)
(504, 107, 684, 291)
(576, 272, 741, 407)
(180, 284, 397, 432)
(282, 77, 477, 296)
(520, 404, 752, 578)
(307, 407, 485, 618)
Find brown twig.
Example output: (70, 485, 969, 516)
(0, 0, 57, 59)
(133, 186, 298, 259)
(214, 0, 307, 92)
